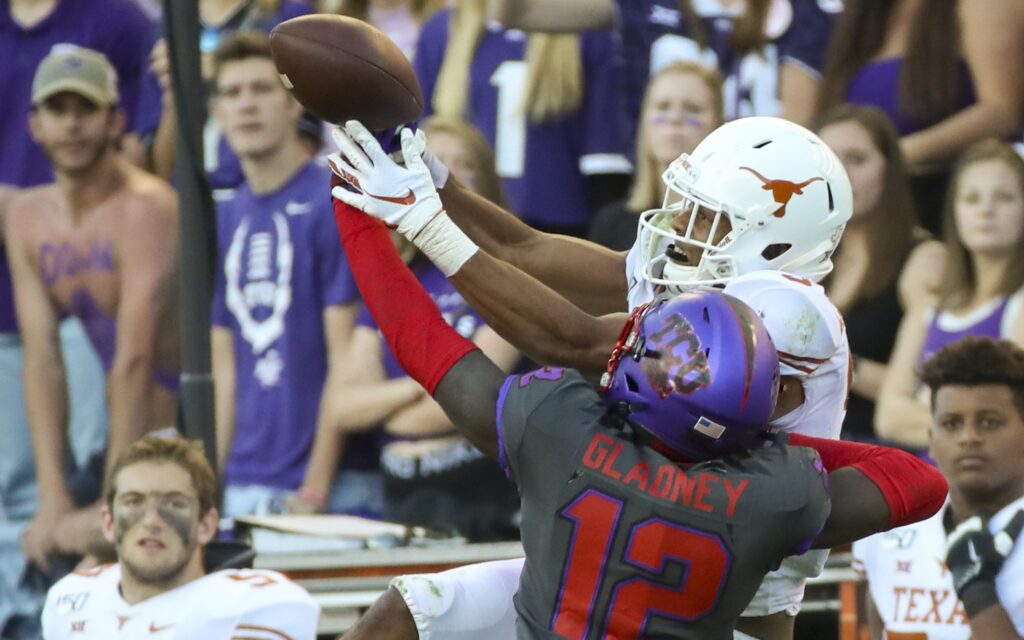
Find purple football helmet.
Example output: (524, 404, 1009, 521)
(600, 290, 780, 461)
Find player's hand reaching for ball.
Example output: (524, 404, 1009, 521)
(331, 120, 480, 277)
(329, 121, 444, 240)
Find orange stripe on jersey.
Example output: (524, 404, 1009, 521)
(777, 350, 830, 365)
(232, 624, 294, 640)
(779, 359, 818, 374)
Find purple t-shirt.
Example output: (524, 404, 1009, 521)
(920, 296, 1016, 365)
(845, 58, 976, 136)
(615, 0, 837, 125)
(212, 160, 359, 490)
(414, 10, 631, 229)
(356, 258, 484, 381)
(135, 0, 312, 190)
(0, 0, 152, 333)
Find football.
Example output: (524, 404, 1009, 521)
(269, 14, 424, 130)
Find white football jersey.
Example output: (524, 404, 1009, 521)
(853, 495, 1024, 639)
(626, 245, 850, 439)
(41, 564, 319, 640)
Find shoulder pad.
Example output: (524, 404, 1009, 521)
(723, 271, 844, 376)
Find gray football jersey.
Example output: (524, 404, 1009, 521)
(497, 368, 831, 639)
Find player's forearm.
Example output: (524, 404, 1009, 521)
(334, 200, 499, 453)
(792, 434, 948, 538)
(873, 393, 932, 448)
(440, 182, 628, 315)
(451, 251, 623, 377)
(23, 356, 73, 502)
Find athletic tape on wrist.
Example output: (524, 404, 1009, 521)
(412, 210, 479, 277)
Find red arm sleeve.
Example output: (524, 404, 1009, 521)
(332, 197, 477, 395)
(789, 434, 948, 529)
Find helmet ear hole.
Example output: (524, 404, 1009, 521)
(827, 182, 835, 213)
(625, 374, 640, 393)
(702, 306, 711, 323)
(761, 243, 791, 260)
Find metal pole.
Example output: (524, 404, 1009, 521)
(163, 0, 218, 470)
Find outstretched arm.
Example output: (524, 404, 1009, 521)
(438, 180, 629, 316)
(333, 198, 505, 457)
(789, 434, 948, 549)
(449, 249, 625, 377)
(330, 122, 626, 376)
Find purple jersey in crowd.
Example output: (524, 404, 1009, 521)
(135, 0, 312, 190)
(356, 258, 484, 382)
(920, 292, 1024, 365)
(0, 0, 152, 332)
(414, 10, 631, 230)
(615, 0, 837, 126)
(212, 160, 359, 490)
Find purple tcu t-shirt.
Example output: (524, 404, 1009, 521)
(135, 0, 312, 190)
(414, 10, 631, 229)
(0, 0, 152, 332)
(212, 160, 359, 490)
(615, 0, 837, 125)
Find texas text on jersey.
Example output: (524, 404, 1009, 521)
(854, 495, 1024, 639)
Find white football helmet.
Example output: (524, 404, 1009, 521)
(637, 117, 852, 289)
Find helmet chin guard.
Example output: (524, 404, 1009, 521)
(636, 117, 852, 291)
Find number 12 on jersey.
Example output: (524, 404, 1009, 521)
(551, 489, 731, 638)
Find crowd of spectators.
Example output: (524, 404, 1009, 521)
(2, 0, 1024, 638)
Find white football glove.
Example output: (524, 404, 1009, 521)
(329, 120, 443, 239)
(329, 120, 478, 276)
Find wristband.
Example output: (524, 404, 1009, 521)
(411, 210, 480, 277)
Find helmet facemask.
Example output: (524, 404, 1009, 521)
(635, 117, 853, 293)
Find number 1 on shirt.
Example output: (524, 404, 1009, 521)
(490, 61, 527, 179)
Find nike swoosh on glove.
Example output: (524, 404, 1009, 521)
(944, 511, 1012, 617)
(329, 120, 444, 240)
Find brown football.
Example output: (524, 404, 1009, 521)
(269, 14, 424, 129)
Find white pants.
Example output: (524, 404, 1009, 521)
(391, 550, 823, 639)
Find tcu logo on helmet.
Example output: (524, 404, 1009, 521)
(642, 312, 711, 398)
(739, 166, 824, 218)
